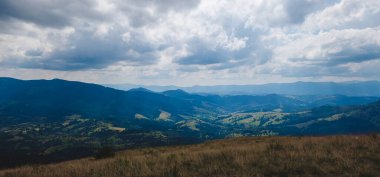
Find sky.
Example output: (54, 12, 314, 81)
(0, 0, 380, 86)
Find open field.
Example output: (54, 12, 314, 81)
(0, 134, 379, 177)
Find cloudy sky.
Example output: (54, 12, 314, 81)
(0, 0, 380, 86)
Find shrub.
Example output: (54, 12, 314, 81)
(94, 146, 115, 159)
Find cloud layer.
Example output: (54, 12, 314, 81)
(0, 0, 379, 85)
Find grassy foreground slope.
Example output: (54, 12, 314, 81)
(1, 135, 379, 177)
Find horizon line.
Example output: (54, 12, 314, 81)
(2, 76, 380, 88)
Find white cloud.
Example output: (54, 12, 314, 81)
(274, 28, 380, 65)
(0, 0, 379, 85)
(303, 0, 380, 31)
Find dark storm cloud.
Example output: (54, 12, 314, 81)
(272, 64, 352, 78)
(175, 31, 271, 70)
(176, 49, 229, 65)
(286, 42, 380, 68)
(0, 0, 200, 28)
(324, 44, 380, 66)
(0, 0, 105, 28)
(19, 28, 160, 70)
(177, 66, 200, 72)
(25, 49, 44, 57)
(284, 0, 339, 24)
(176, 45, 267, 69)
(208, 60, 248, 70)
(288, 50, 380, 68)
(283, 0, 339, 24)
(116, 0, 200, 27)
(0, 0, 68, 27)
(0, 0, 201, 71)
(174, 37, 234, 65)
(116, 0, 200, 12)
(0, 0, 198, 71)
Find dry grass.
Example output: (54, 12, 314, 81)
(1, 134, 379, 177)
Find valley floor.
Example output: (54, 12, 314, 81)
(0, 134, 379, 177)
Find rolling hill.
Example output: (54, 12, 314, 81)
(0, 77, 379, 168)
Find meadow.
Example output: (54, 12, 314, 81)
(0, 134, 379, 177)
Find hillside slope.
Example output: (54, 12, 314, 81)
(1, 135, 379, 177)
(0, 78, 195, 123)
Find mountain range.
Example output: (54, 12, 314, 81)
(0, 77, 379, 167)
(106, 81, 380, 96)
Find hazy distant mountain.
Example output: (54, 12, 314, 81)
(105, 83, 180, 93)
(106, 81, 380, 96)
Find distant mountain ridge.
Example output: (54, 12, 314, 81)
(106, 80, 380, 96)
(0, 77, 195, 123)
(0, 78, 378, 118)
